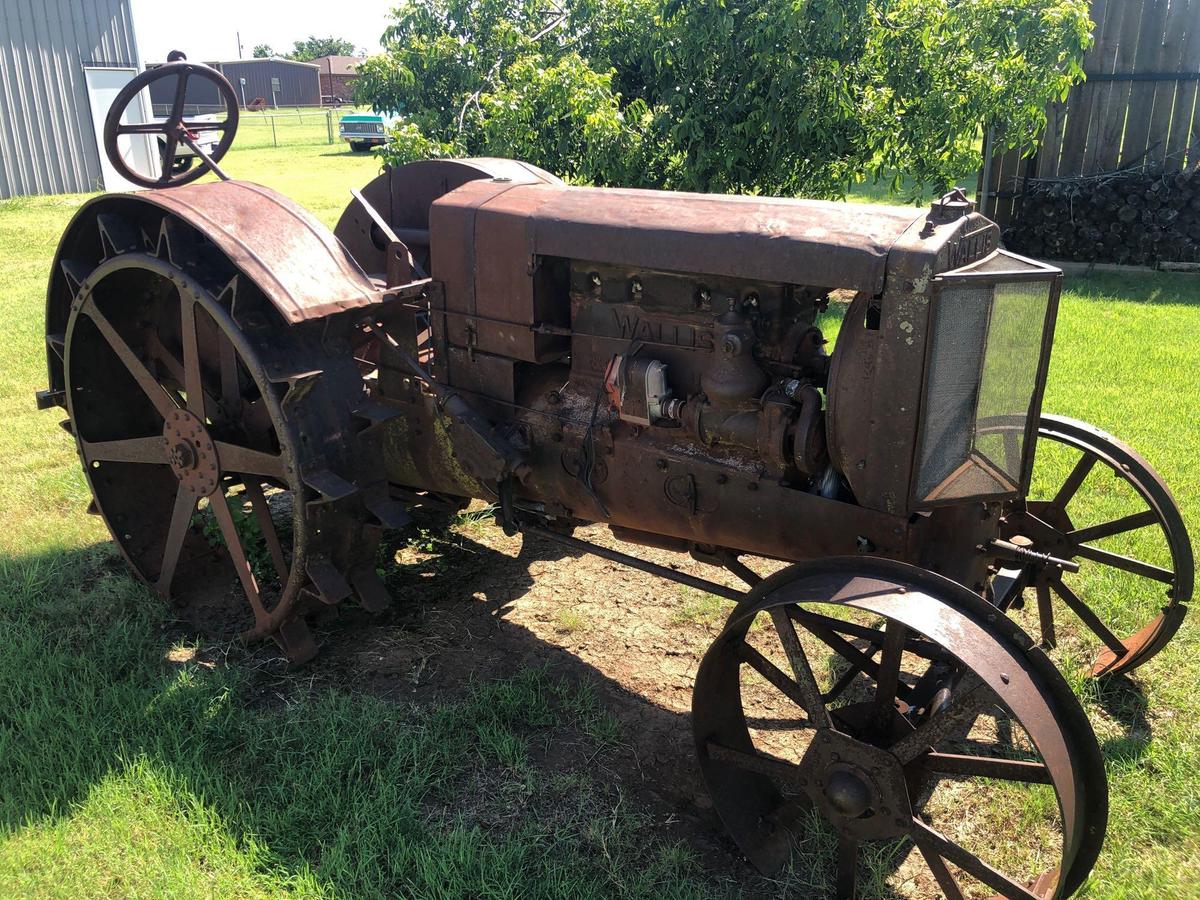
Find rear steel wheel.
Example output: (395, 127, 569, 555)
(998, 415, 1192, 677)
(58, 206, 398, 661)
(694, 558, 1106, 899)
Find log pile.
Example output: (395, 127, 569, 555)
(1005, 165, 1200, 266)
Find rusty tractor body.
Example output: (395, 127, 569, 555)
(39, 63, 1193, 898)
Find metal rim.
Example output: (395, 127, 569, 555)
(102, 61, 240, 189)
(1000, 414, 1193, 677)
(55, 203, 400, 663)
(64, 249, 311, 644)
(693, 557, 1107, 899)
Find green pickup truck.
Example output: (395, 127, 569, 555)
(338, 112, 398, 152)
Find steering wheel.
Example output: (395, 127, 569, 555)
(103, 61, 239, 189)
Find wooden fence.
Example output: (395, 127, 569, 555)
(981, 0, 1200, 226)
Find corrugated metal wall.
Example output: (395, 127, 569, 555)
(0, 0, 140, 198)
(146, 64, 222, 115)
(219, 60, 321, 108)
(147, 59, 322, 113)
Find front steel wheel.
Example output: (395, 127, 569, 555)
(693, 558, 1107, 899)
(998, 415, 1192, 677)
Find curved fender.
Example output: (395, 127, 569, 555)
(47, 179, 380, 330)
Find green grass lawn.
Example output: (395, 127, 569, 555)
(1, 136, 1198, 898)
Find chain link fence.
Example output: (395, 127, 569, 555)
(233, 108, 373, 150)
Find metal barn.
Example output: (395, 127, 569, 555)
(147, 57, 321, 113)
(0, 0, 143, 198)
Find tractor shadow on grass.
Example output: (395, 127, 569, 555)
(5, 512, 1109, 899)
(1092, 673, 1153, 764)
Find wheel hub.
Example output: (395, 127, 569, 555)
(801, 729, 913, 841)
(163, 408, 219, 496)
(824, 768, 872, 818)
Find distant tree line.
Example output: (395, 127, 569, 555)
(354, 0, 1092, 198)
(253, 36, 363, 62)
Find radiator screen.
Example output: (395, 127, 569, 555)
(916, 275, 1054, 503)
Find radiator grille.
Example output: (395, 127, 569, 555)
(915, 250, 1059, 505)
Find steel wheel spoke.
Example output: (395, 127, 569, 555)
(242, 480, 288, 580)
(705, 741, 806, 790)
(836, 833, 858, 900)
(872, 621, 906, 730)
(890, 674, 989, 764)
(218, 332, 242, 418)
(1068, 509, 1158, 544)
(791, 607, 950, 662)
(156, 485, 197, 594)
(1073, 543, 1174, 585)
(738, 643, 820, 722)
(146, 330, 223, 412)
(824, 647, 877, 703)
(913, 820, 1041, 900)
(915, 837, 966, 900)
(794, 614, 915, 704)
(1035, 580, 1057, 648)
(80, 298, 178, 419)
(919, 752, 1052, 784)
(216, 442, 286, 480)
(209, 489, 268, 623)
(180, 298, 205, 418)
(1050, 579, 1127, 656)
(1052, 453, 1096, 509)
(146, 328, 184, 384)
(81, 435, 166, 465)
(769, 607, 831, 728)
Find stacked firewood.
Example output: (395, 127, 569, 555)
(1005, 164, 1200, 266)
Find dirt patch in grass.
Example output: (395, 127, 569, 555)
(154, 501, 1093, 897)
(329, 514, 765, 884)
(160, 506, 800, 891)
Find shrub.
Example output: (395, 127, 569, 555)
(362, 0, 1092, 198)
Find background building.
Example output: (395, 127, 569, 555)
(147, 57, 321, 113)
(312, 55, 362, 104)
(0, 0, 145, 198)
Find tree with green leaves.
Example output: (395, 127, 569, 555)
(251, 36, 359, 62)
(359, 0, 1092, 197)
(287, 36, 359, 61)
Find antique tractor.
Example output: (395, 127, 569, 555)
(39, 63, 1192, 898)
